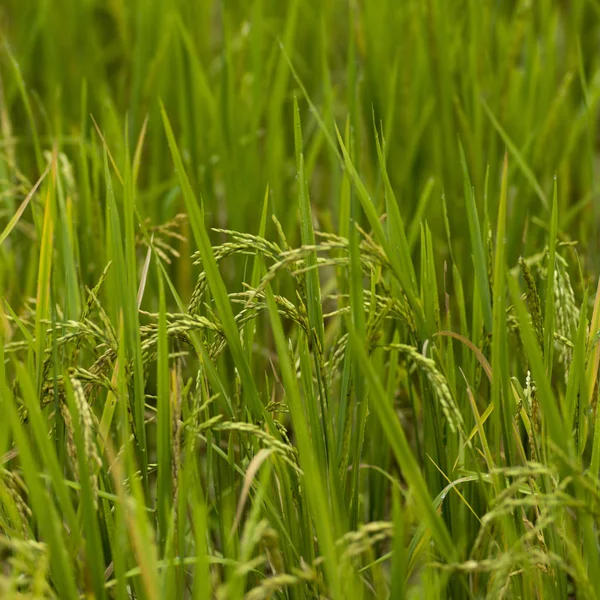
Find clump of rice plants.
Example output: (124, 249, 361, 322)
(2, 2, 600, 599)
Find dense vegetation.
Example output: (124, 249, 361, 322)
(2, 1, 600, 598)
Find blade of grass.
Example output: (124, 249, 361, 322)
(160, 102, 272, 428)
(543, 179, 558, 367)
(481, 98, 548, 209)
(460, 141, 492, 331)
(264, 283, 343, 598)
(345, 319, 457, 563)
(156, 263, 172, 547)
(0, 162, 50, 247)
(63, 377, 107, 600)
(509, 276, 571, 456)
(6, 367, 79, 600)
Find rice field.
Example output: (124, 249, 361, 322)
(1, 1, 600, 598)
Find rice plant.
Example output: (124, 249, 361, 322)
(2, 1, 600, 598)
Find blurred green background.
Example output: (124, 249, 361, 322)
(2, 0, 599, 304)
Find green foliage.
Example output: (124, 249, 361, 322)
(1, 1, 600, 598)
